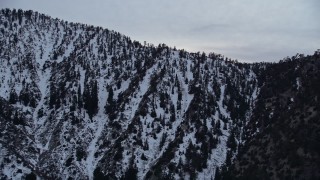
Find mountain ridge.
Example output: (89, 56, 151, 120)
(0, 8, 319, 180)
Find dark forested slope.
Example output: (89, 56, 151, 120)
(220, 54, 320, 180)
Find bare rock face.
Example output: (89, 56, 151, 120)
(0, 8, 319, 180)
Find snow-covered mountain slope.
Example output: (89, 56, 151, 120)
(0, 9, 258, 179)
(1, 9, 319, 180)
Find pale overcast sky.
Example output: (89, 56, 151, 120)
(2, 0, 319, 62)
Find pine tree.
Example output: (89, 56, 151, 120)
(9, 90, 18, 104)
(214, 167, 221, 180)
(124, 155, 138, 180)
(84, 80, 99, 119)
(77, 85, 82, 109)
(107, 87, 114, 105)
(106, 87, 116, 120)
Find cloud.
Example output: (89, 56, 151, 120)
(2, 0, 319, 62)
(189, 23, 232, 34)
